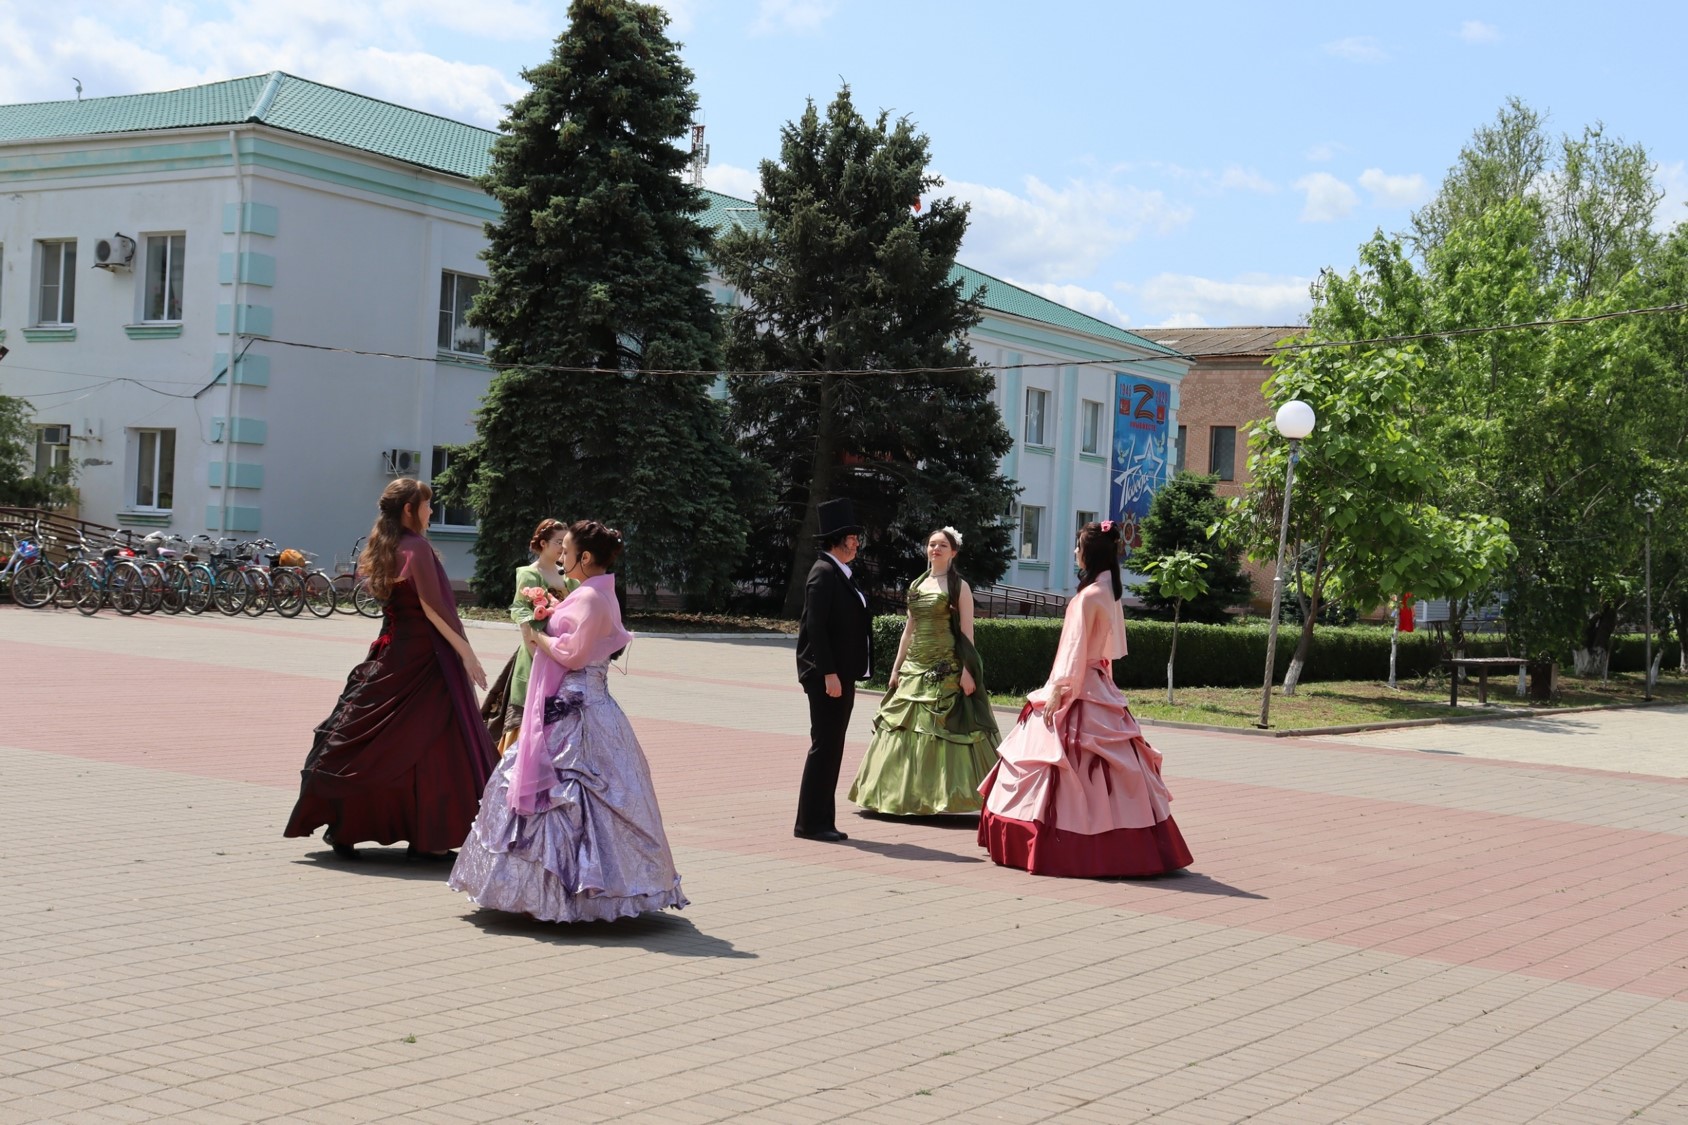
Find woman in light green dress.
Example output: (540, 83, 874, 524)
(849, 527, 1000, 815)
(483, 519, 579, 752)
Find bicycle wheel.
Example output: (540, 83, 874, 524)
(242, 570, 272, 616)
(353, 577, 384, 618)
(109, 561, 146, 616)
(213, 568, 249, 615)
(160, 561, 193, 614)
(271, 570, 306, 618)
(303, 571, 337, 617)
(184, 564, 215, 615)
(139, 562, 169, 614)
(11, 560, 56, 608)
(331, 574, 359, 613)
(64, 562, 101, 615)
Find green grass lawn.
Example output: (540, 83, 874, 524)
(977, 670, 1688, 731)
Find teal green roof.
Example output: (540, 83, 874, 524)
(0, 72, 497, 179)
(697, 189, 1180, 357)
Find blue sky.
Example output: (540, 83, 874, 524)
(6, 1, 1683, 327)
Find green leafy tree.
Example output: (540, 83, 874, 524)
(1226, 345, 1514, 695)
(1140, 549, 1208, 703)
(1129, 471, 1251, 622)
(439, 0, 760, 609)
(714, 84, 1015, 615)
(0, 396, 77, 508)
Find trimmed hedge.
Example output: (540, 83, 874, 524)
(871, 615, 1681, 696)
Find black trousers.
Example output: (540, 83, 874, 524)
(795, 680, 856, 833)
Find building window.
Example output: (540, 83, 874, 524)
(1080, 399, 1102, 454)
(37, 240, 77, 325)
(35, 425, 71, 476)
(1175, 425, 1188, 473)
(1076, 509, 1097, 537)
(143, 234, 186, 322)
(430, 448, 477, 527)
(1019, 504, 1044, 560)
(134, 429, 176, 511)
(1209, 426, 1236, 481)
(1024, 387, 1049, 447)
(438, 272, 486, 355)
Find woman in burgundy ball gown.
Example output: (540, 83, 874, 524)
(285, 478, 494, 860)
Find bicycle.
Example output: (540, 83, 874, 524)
(0, 520, 56, 608)
(331, 535, 384, 618)
(63, 532, 146, 616)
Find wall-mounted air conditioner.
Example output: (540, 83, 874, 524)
(94, 234, 136, 271)
(38, 425, 71, 445)
(383, 449, 423, 475)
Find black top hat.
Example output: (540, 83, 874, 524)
(815, 498, 863, 539)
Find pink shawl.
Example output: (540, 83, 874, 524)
(506, 574, 633, 814)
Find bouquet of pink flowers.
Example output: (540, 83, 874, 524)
(520, 586, 561, 622)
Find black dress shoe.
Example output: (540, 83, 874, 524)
(793, 828, 848, 842)
(324, 831, 358, 860)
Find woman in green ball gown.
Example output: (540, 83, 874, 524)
(849, 527, 1000, 815)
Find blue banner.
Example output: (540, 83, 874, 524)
(1109, 373, 1171, 553)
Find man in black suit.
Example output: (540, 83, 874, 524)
(793, 498, 874, 842)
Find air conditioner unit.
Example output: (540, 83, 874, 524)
(39, 425, 71, 446)
(383, 448, 423, 476)
(94, 234, 136, 271)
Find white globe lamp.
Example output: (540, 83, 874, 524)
(1275, 400, 1316, 440)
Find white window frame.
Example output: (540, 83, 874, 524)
(1024, 387, 1049, 447)
(132, 428, 176, 512)
(35, 425, 71, 477)
(429, 447, 478, 529)
(1080, 399, 1102, 454)
(141, 232, 187, 323)
(1209, 425, 1237, 482)
(1019, 504, 1044, 561)
(36, 239, 77, 325)
(438, 271, 487, 356)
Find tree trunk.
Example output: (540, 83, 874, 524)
(1281, 539, 1326, 696)
(1388, 607, 1400, 690)
(782, 376, 842, 618)
(1572, 602, 1618, 680)
(1166, 602, 1180, 705)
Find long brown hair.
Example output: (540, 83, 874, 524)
(929, 527, 965, 618)
(362, 478, 432, 599)
(529, 518, 567, 555)
(1076, 521, 1124, 599)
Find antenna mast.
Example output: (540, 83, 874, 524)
(689, 123, 709, 188)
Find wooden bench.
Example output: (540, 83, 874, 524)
(1443, 656, 1530, 706)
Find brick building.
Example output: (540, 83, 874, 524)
(1133, 326, 1302, 609)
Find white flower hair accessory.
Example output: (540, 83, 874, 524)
(941, 526, 964, 546)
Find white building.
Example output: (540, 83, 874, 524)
(0, 74, 1186, 594)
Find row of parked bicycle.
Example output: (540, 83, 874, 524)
(0, 520, 385, 619)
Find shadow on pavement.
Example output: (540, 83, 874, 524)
(463, 909, 756, 958)
(853, 810, 981, 831)
(839, 837, 986, 864)
(1115, 869, 1266, 898)
(292, 849, 460, 881)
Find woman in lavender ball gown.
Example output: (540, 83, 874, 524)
(449, 520, 687, 922)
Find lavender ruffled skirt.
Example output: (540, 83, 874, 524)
(449, 663, 687, 922)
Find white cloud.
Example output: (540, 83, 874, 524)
(947, 174, 1194, 283)
(1121, 273, 1314, 329)
(1304, 141, 1346, 163)
(652, 0, 701, 34)
(751, 0, 836, 35)
(1218, 165, 1276, 194)
(1656, 160, 1688, 232)
(705, 161, 763, 200)
(1358, 168, 1431, 208)
(1459, 20, 1501, 43)
(1322, 36, 1386, 63)
(1004, 280, 1131, 326)
(1293, 172, 1359, 222)
(0, 3, 525, 128)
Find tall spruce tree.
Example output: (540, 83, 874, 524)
(1128, 472, 1252, 623)
(715, 85, 1015, 615)
(440, 0, 759, 609)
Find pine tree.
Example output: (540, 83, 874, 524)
(1129, 472, 1252, 623)
(714, 85, 1015, 615)
(440, 0, 759, 608)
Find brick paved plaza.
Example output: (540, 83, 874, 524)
(2, 606, 1686, 1124)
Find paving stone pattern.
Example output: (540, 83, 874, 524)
(2, 607, 1686, 1124)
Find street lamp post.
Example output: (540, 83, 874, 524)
(1258, 400, 1317, 729)
(1639, 491, 1660, 701)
